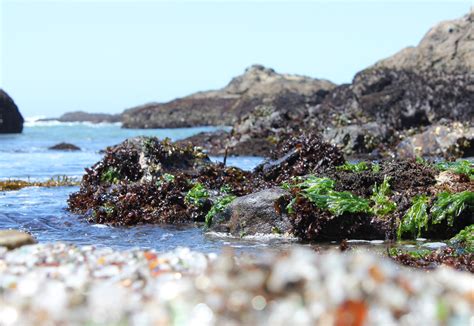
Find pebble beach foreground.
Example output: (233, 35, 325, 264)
(0, 244, 472, 326)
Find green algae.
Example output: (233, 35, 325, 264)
(205, 194, 236, 227)
(370, 176, 396, 217)
(431, 191, 474, 227)
(397, 195, 430, 239)
(185, 183, 209, 207)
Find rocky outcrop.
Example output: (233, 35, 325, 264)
(57, 111, 122, 124)
(184, 68, 473, 158)
(122, 65, 335, 128)
(49, 143, 82, 151)
(373, 12, 474, 73)
(397, 123, 474, 159)
(0, 89, 24, 134)
(41, 111, 122, 124)
(211, 188, 292, 236)
(177, 12, 474, 159)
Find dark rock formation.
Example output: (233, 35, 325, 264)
(42, 111, 122, 124)
(178, 13, 474, 159)
(211, 188, 292, 236)
(256, 132, 346, 184)
(373, 11, 473, 73)
(0, 89, 24, 134)
(181, 68, 474, 158)
(49, 143, 81, 151)
(122, 65, 335, 129)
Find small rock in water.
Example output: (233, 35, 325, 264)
(0, 230, 36, 250)
(48, 142, 81, 151)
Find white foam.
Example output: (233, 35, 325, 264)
(24, 119, 122, 128)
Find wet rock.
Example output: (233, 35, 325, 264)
(0, 89, 24, 134)
(122, 65, 334, 129)
(256, 132, 345, 183)
(323, 122, 391, 156)
(175, 130, 230, 156)
(397, 123, 474, 159)
(373, 11, 474, 73)
(0, 230, 36, 249)
(49, 143, 81, 151)
(211, 188, 292, 236)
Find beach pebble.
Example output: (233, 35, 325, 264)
(0, 230, 36, 250)
(0, 243, 472, 325)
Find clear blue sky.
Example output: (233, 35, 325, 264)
(0, 0, 471, 118)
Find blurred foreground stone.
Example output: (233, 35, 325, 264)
(0, 243, 472, 325)
(0, 230, 36, 250)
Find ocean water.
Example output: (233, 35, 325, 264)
(0, 122, 287, 252)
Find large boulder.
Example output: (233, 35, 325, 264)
(121, 65, 335, 128)
(210, 188, 292, 236)
(373, 11, 474, 73)
(0, 89, 24, 134)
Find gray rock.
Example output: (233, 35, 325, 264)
(323, 123, 390, 155)
(211, 188, 292, 236)
(372, 11, 473, 73)
(0, 89, 24, 134)
(0, 230, 36, 250)
(397, 123, 474, 159)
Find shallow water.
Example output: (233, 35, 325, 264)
(0, 122, 276, 252)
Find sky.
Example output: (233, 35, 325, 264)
(0, 1, 471, 118)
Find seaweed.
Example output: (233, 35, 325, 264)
(389, 247, 473, 272)
(156, 173, 175, 186)
(370, 176, 396, 217)
(185, 183, 209, 207)
(284, 175, 370, 216)
(371, 163, 381, 173)
(336, 162, 369, 173)
(397, 195, 430, 239)
(325, 191, 371, 216)
(450, 225, 474, 252)
(431, 191, 474, 226)
(435, 160, 474, 180)
(0, 176, 80, 191)
(100, 167, 120, 184)
(205, 194, 236, 227)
